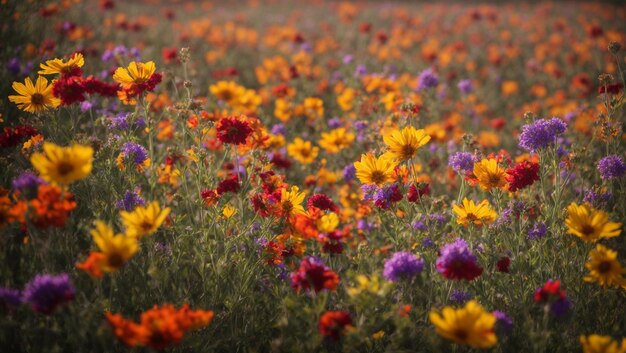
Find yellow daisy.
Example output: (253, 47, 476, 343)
(584, 244, 626, 288)
(120, 201, 171, 238)
(113, 61, 156, 85)
(280, 186, 306, 218)
(382, 126, 431, 162)
(91, 221, 139, 273)
(30, 142, 93, 185)
(287, 138, 319, 165)
(353, 153, 397, 186)
(580, 335, 626, 353)
(8, 76, 60, 113)
(453, 198, 497, 227)
(473, 158, 507, 191)
(429, 300, 497, 349)
(565, 202, 622, 242)
(38, 53, 84, 76)
(319, 128, 355, 154)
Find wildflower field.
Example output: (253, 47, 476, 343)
(1, 0, 626, 352)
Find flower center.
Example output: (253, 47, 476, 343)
(488, 174, 502, 186)
(465, 212, 478, 222)
(57, 162, 75, 176)
(598, 261, 612, 273)
(581, 224, 595, 237)
(370, 171, 386, 185)
(400, 145, 416, 159)
(140, 221, 153, 231)
(31, 93, 45, 105)
(453, 328, 469, 341)
(107, 253, 125, 269)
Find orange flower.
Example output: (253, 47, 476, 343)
(105, 312, 150, 347)
(76, 252, 105, 278)
(29, 184, 77, 228)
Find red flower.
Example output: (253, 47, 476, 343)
(0, 125, 39, 148)
(306, 194, 339, 213)
(216, 175, 240, 195)
(81, 76, 120, 97)
(319, 311, 352, 341)
(216, 116, 253, 145)
(534, 279, 566, 303)
(598, 83, 623, 95)
(162, 48, 178, 64)
(496, 257, 511, 273)
(290, 257, 339, 294)
(506, 161, 539, 192)
(407, 183, 430, 203)
(53, 76, 86, 106)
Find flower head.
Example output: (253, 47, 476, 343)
(287, 137, 319, 164)
(579, 335, 626, 353)
(506, 161, 539, 192)
(383, 251, 424, 282)
(90, 221, 139, 272)
(120, 201, 170, 238)
(353, 153, 397, 187)
(429, 300, 497, 349)
(30, 142, 93, 185)
(216, 116, 253, 145)
(38, 53, 84, 77)
(453, 198, 497, 227)
(518, 117, 567, 152)
(436, 238, 483, 281)
(449, 152, 478, 173)
(416, 68, 439, 91)
(382, 126, 430, 162)
(22, 273, 75, 314)
(473, 159, 507, 191)
(290, 257, 339, 293)
(9, 76, 60, 113)
(597, 155, 626, 180)
(319, 311, 353, 341)
(565, 202, 621, 242)
(279, 186, 306, 218)
(584, 244, 626, 289)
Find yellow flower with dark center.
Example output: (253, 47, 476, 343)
(473, 159, 507, 191)
(209, 81, 244, 105)
(429, 300, 497, 349)
(580, 335, 626, 353)
(30, 142, 93, 185)
(120, 201, 171, 238)
(319, 128, 355, 154)
(38, 53, 84, 76)
(9, 76, 60, 113)
(354, 153, 397, 186)
(287, 138, 319, 165)
(453, 198, 497, 227)
(280, 186, 306, 218)
(584, 244, 626, 288)
(382, 126, 431, 162)
(113, 61, 156, 85)
(565, 202, 622, 242)
(91, 221, 138, 272)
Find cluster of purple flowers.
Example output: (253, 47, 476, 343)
(361, 183, 402, 209)
(116, 189, 146, 211)
(102, 45, 141, 62)
(583, 189, 612, 208)
(597, 155, 626, 180)
(436, 238, 483, 281)
(2, 273, 75, 315)
(448, 152, 478, 173)
(383, 252, 424, 282)
(528, 222, 548, 240)
(518, 117, 567, 152)
(457, 79, 473, 94)
(120, 142, 150, 166)
(12, 171, 44, 198)
(449, 289, 473, 304)
(107, 112, 145, 131)
(415, 68, 439, 91)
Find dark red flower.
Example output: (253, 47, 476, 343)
(319, 311, 352, 341)
(216, 116, 253, 145)
(53, 76, 86, 106)
(81, 76, 120, 97)
(162, 48, 178, 64)
(290, 257, 339, 294)
(216, 175, 240, 195)
(307, 194, 339, 213)
(407, 183, 430, 203)
(506, 161, 540, 192)
(496, 257, 511, 273)
(0, 125, 39, 148)
(598, 83, 623, 95)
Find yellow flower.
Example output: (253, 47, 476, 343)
(8, 76, 60, 113)
(319, 128, 355, 154)
(303, 97, 324, 119)
(274, 98, 293, 122)
(337, 88, 356, 111)
(453, 198, 497, 227)
(429, 300, 497, 349)
(287, 138, 319, 165)
(382, 126, 431, 162)
(233, 89, 262, 113)
(30, 142, 93, 185)
(280, 186, 306, 218)
(120, 201, 171, 238)
(91, 221, 138, 272)
(347, 274, 391, 297)
(317, 213, 339, 233)
(209, 81, 244, 105)
(354, 153, 397, 186)
(38, 53, 84, 76)
(473, 159, 507, 191)
(222, 205, 238, 219)
(113, 61, 156, 85)
(584, 244, 626, 288)
(580, 335, 626, 353)
(565, 202, 622, 242)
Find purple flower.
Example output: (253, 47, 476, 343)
(457, 79, 473, 94)
(597, 155, 626, 180)
(583, 189, 611, 208)
(342, 164, 356, 181)
(429, 213, 449, 224)
(0, 288, 21, 310)
(342, 54, 353, 65)
(101, 49, 114, 62)
(79, 100, 94, 112)
(354, 65, 367, 77)
(528, 222, 547, 240)
(449, 289, 472, 304)
(493, 310, 513, 334)
(416, 68, 439, 91)
(116, 189, 145, 211)
(120, 142, 149, 165)
(448, 152, 478, 173)
(518, 117, 567, 152)
(383, 251, 424, 282)
(7, 58, 21, 75)
(12, 171, 44, 197)
(22, 274, 75, 315)
(108, 112, 131, 130)
(436, 238, 483, 281)
(328, 118, 342, 129)
(550, 297, 573, 317)
(412, 219, 427, 231)
(361, 184, 379, 201)
(271, 123, 285, 135)
(422, 237, 435, 248)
